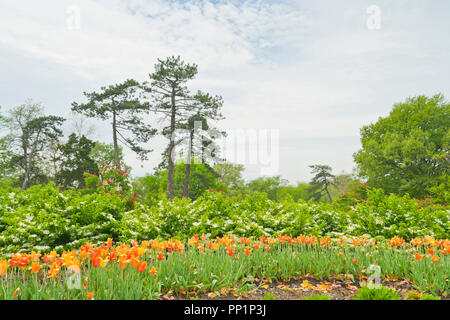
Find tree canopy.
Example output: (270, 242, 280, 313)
(354, 94, 449, 200)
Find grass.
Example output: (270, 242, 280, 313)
(0, 235, 448, 300)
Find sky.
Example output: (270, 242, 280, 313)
(0, 0, 449, 183)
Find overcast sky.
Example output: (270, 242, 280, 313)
(1, 0, 449, 183)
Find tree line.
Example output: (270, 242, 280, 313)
(0, 55, 448, 204)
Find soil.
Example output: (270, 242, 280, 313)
(162, 276, 448, 300)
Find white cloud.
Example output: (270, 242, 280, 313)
(0, 0, 449, 182)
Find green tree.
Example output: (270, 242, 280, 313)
(140, 161, 223, 200)
(147, 56, 224, 200)
(0, 110, 14, 183)
(328, 172, 361, 201)
(72, 79, 157, 165)
(309, 165, 335, 203)
(89, 141, 130, 170)
(214, 162, 245, 191)
(354, 94, 449, 199)
(245, 176, 289, 201)
(277, 183, 310, 202)
(5, 101, 65, 190)
(55, 134, 98, 188)
(180, 112, 225, 198)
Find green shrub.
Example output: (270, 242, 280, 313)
(404, 290, 422, 300)
(352, 286, 401, 300)
(419, 294, 440, 300)
(262, 292, 277, 300)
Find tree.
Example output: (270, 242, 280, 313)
(67, 112, 96, 139)
(214, 162, 245, 191)
(179, 110, 225, 198)
(140, 161, 223, 200)
(89, 141, 128, 169)
(278, 183, 310, 202)
(147, 56, 224, 199)
(328, 172, 361, 201)
(72, 79, 157, 166)
(0, 109, 14, 181)
(354, 94, 449, 199)
(5, 101, 65, 190)
(55, 134, 98, 188)
(309, 165, 335, 203)
(245, 176, 289, 201)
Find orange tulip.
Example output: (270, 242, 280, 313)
(31, 262, 40, 273)
(432, 255, 440, 263)
(150, 266, 157, 276)
(137, 261, 147, 273)
(99, 258, 108, 268)
(0, 260, 8, 277)
(91, 256, 100, 268)
(87, 291, 95, 299)
(79, 250, 88, 260)
(158, 253, 164, 261)
(415, 253, 424, 261)
(130, 257, 138, 267)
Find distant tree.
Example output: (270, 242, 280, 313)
(328, 172, 361, 201)
(5, 101, 65, 190)
(67, 112, 96, 139)
(89, 141, 128, 169)
(214, 162, 245, 191)
(278, 183, 310, 202)
(0, 110, 13, 181)
(179, 112, 225, 198)
(246, 176, 289, 201)
(354, 94, 449, 199)
(309, 165, 335, 203)
(142, 161, 223, 200)
(146, 56, 224, 200)
(55, 134, 98, 188)
(72, 79, 157, 166)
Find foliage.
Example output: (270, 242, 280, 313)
(89, 141, 129, 171)
(83, 163, 137, 210)
(72, 79, 157, 163)
(262, 292, 277, 300)
(4, 101, 65, 190)
(352, 285, 401, 300)
(0, 235, 448, 300)
(0, 184, 448, 258)
(419, 294, 441, 300)
(354, 94, 450, 200)
(137, 162, 225, 201)
(146, 56, 224, 199)
(55, 134, 98, 188)
(245, 176, 289, 201)
(309, 165, 335, 203)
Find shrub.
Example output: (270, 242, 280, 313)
(352, 286, 401, 300)
(419, 294, 440, 300)
(262, 292, 277, 300)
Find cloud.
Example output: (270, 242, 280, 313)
(0, 0, 449, 182)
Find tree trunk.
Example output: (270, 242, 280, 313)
(112, 110, 120, 167)
(182, 130, 193, 198)
(21, 137, 29, 191)
(325, 187, 332, 203)
(167, 87, 176, 200)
